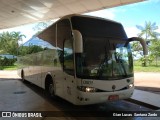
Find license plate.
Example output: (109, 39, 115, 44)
(108, 95, 119, 101)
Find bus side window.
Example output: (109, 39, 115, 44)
(63, 39, 74, 75)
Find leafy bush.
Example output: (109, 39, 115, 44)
(0, 57, 17, 67)
(139, 57, 147, 67)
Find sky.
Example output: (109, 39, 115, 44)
(85, 0, 160, 37)
(0, 0, 160, 43)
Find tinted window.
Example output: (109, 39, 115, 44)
(57, 19, 72, 49)
(18, 37, 54, 56)
(38, 24, 56, 47)
(71, 16, 127, 39)
(64, 38, 74, 75)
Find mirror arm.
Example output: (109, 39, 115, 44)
(125, 37, 148, 56)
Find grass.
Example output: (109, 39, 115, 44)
(134, 65, 160, 72)
(0, 65, 17, 70)
(134, 60, 160, 72)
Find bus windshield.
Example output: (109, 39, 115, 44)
(72, 16, 133, 80)
(76, 38, 133, 80)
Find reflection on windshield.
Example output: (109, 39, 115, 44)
(76, 38, 133, 80)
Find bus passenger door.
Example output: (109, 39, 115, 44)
(57, 19, 76, 103)
(63, 38, 76, 103)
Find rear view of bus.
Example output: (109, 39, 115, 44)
(18, 14, 147, 105)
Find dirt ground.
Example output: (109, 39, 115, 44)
(134, 72, 160, 87)
(0, 70, 20, 79)
(134, 72, 160, 94)
(0, 70, 160, 94)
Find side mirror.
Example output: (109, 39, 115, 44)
(72, 30, 83, 53)
(125, 37, 148, 56)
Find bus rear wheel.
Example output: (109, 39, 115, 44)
(21, 70, 25, 82)
(45, 76, 56, 98)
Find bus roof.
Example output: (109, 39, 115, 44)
(37, 14, 124, 39)
(60, 14, 121, 25)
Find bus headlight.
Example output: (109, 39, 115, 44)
(77, 86, 97, 92)
(128, 83, 134, 89)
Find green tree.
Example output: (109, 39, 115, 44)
(134, 21, 160, 66)
(18, 45, 44, 56)
(149, 40, 160, 66)
(32, 21, 53, 36)
(136, 21, 160, 41)
(131, 41, 143, 57)
(0, 31, 25, 55)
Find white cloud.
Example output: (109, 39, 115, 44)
(156, 28, 160, 33)
(126, 0, 156, 7)
(125, 26, 160, 38)
(0, 23, 37, 45)
(124, 27, 140, 38)
(124, 27, 160, 38)
(84, 9, 115, 20)
(144, 0, 160, 4)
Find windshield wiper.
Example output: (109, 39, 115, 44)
(97, 40, 109, 78)
(97, 58, 108, 78)
(114, 52, 127, 77)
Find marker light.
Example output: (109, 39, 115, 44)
(128, 83, 134, 89)
(77, 86, 97, 92)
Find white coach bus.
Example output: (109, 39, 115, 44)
(17, 14, 147, 105)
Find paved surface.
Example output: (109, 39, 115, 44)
(0, 78, 71, 120)
(0, 70, 160, 120)
(131, 89, 160, 108)
(0, 79, 157, 120)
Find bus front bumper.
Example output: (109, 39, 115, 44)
(75, 87, 134, 105)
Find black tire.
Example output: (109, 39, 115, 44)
(21, 70, 25, 82)
(45, 77, 56, 98)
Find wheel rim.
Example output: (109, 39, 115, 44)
(49, 84, 54, 96)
